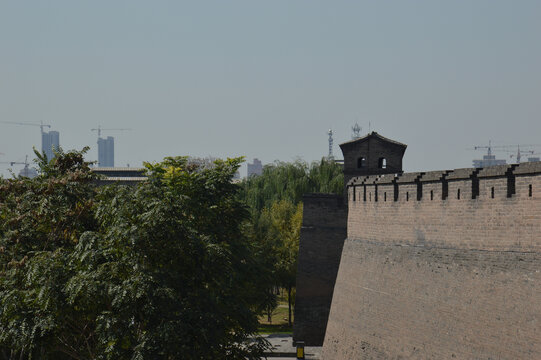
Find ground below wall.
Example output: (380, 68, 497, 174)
(322, 239, 541, 359)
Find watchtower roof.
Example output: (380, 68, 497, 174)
(340, 131, 407, 149)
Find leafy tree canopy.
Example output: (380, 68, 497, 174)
(241, 158, 343, 217)
(239, 158, 343, 326)
(0, 151, 268, 359)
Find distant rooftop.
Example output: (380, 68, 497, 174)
(92, 167, 145, 172)
(92, 167, 147, 185)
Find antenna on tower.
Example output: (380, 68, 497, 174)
(327, 129, 334, 160)
(352, 123, 361, 139)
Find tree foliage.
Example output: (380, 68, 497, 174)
(262, 200, 303, 326)
(0, 151, 268, 359)
(240, 158, 343, 325)
(0, 148, 99, 359)
(241, 158, 343, 216)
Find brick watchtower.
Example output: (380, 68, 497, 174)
(339, 131, 407, 185)
(294, 132, 408, 347)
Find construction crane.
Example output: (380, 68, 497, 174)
(0, 156, 37, 178)
(0, 161, 26, 166)
(471, 141, 512, 156)
(472, 142, 541, 155)
(91, 126, 131, 138)
(0, 155, 29, 167)
(0, 121, 58, 159)
(504, 146, 539, 163)
(0, 121, 51, 135)
(471, 142, 541, 166)
(91, 126, 131, 167)
(509, 146, 533, 163)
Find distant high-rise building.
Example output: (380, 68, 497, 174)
(472, 154, 507, 168)
(19, 165, 38, 179)
(247, 158, 263, 177)
(97, 136, 114, 167)
(42, 130, 59, 160)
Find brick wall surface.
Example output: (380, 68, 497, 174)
(293, 194, 347, 346)
(323, 166, 541, 359)
(347, 173, 541, 252)
(340, 132, 406, 186)
(322, 240, 541, 359)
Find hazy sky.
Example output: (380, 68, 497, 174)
(1, 1, 540, 177)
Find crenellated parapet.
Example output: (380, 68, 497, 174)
(345, 162, 541, 253)
(347, 162, 539, 205)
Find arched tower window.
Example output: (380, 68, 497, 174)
(357, 157, 366, 168)
(378, 157, 387, 169)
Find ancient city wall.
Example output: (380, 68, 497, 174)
(322, 162, 541, 359)
(293, 194, 347, 346)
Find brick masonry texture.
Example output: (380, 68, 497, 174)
(322, 165, 541, 359)
(293, 194, 347, 346)
(347, 169, 541, 252)
(322, 240, 541, 359)
(340, 132, 406, 186)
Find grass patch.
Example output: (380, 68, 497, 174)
(257, 292, 294, 335)
(257, 323, 292, 335)
(258, 289, 295, 335)
(258, 305, 292, 324)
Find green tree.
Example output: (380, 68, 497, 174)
(0, 151, 269, 359)
(242, 158, 343, 216)
(0, 148, 100, 359)
(240, 158, 343, 327)
(265, 200, 303, 326)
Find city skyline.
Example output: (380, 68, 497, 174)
(1, 1, 540, 177)
(1, 122, 539, 177)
